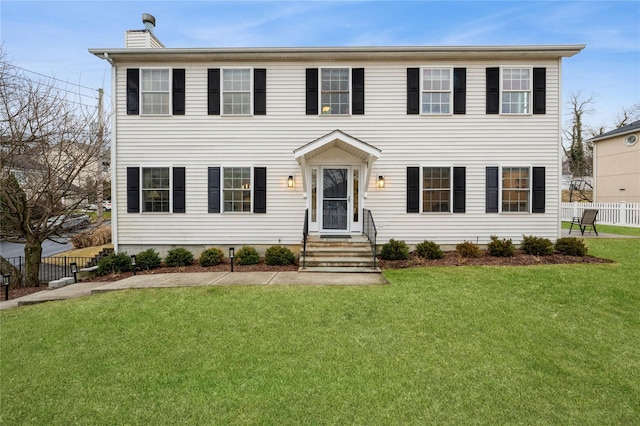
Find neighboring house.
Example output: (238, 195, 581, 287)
(590, 120, 640, 203)
(90, 15, 584, 255)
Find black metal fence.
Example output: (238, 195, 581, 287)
(6, 256, 95, 284)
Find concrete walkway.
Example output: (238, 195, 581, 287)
(0, 271, 389, 310)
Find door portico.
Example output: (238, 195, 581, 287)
(293, 130, 381, 234)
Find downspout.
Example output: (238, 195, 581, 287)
(104, 52, 119, 252)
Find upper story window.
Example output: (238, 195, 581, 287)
(222, 69, 252, 115)
(502, 167, 529, 212)
(422, 68, 451, 114)
(142, 167, 170, 212)
(321, 68, 349, 115)
(502, 68, 531, 114)
(141, 69, 170, 115)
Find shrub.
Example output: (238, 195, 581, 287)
(97, 252, 131, 275)
(235, 246, 260, 265)
(487, 235, 515, 257)
(165, 247, 194, 267)
(380, 239, 410, 261)
(456, 241, 480, 258)
(199, 248, 225, 267)
(415, 240, 444, 259)
(555, 237, 588, 256)
(265, 245, 296, 266)
(135, 248, 161, 270)
(521, 235, 554, 256)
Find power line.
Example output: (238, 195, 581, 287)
(1, 61, 101, 93)
(4, 73, 99, 101)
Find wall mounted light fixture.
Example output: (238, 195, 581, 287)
(377, 175, 385, 188)
(288, 175, 295, 188)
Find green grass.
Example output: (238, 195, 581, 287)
(87, 210, 111, 222)
(1, 239, 639, 424)
(561, 220, 640, 236)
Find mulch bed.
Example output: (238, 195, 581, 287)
(3, 251, 613, 301)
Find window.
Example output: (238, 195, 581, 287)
(502, 167, 529, 212)
(142, 167, 170, 212)
(423, 167, 451, 212)
(321, 68, 349, 115)
(223, 167, 251, 212)
(222, 69, 251, 115)
(422, 68, 451, 114)
(502, 68, 531, 114)
(141, 69, 170, 115)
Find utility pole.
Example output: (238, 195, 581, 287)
(96, 88, 104, 226)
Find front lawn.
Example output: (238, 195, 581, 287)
(561, 220, 640, 237)
(1, 239, 638, 424)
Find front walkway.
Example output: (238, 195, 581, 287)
(0, 271, 389, 310)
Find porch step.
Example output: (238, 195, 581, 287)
(299, 234, 378, 272)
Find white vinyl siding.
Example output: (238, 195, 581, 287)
(113, 56, 563, 251)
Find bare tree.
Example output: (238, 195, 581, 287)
(613, 102, 640, 128)
(562, 92, 593, 177)
(0, 50, 108, 287)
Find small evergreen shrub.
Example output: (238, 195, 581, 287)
(456, 241, 481, 258)
(415, 240, 444, 259)
(136, 248, 161, 270)
(165, 247, 194, 267)
(265, 245, 295, 265)
(487, 235, 515, 257)
(555, 237, 588, 256)
(380, 239, 410, 261)
(235, 246, 260, 265)
(199, 248, 225, 267)
(97, 252, 131, 275)
(521, 235, 554, 256)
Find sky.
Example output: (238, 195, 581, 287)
(1, 0, 639, 130)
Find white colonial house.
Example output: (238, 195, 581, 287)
(90, 15, 584, 261)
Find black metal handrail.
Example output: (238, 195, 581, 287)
(302, 208, 309, 268)
(362, 208, 377, 268)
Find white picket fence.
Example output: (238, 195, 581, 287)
(561, 202, 640, 228)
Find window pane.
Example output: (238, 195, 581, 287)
(502, 167, 529, 212)
(502, 68, 531, 114)
(422, 167, 450, 212)
(142, 167, 170, 212)
(140, 69, 170, 115)
(222, 69, 251, 115)
(422, 68, 451, 114)
(223, 167, 251, 212)
(320, 68, 349, 115)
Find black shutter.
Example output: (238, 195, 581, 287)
(532, 167, 545, 213)
(453, 167, 466, 213)
(453, 68, 466, 115)
(126, 167, 140, 213)
(172, 69, 185, 115)
(126, 69, 139, 115)
(533, 68, 546, 115)
(486, 67, 500, 114)
(208, 167, 221, 213)
(253, 167, 267, 214)
(486, 167, 499, 213)
(254, 68, 267, 115)
(407, 167, 420, 213)
(207, 69, 220, 115)
(407, 68, 420, 115)
(173, 167, 186, 213)
(306, 68, 318, 115)
(352, 68, 365, 115)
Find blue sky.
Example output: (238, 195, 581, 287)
(1, 0, 638, 129)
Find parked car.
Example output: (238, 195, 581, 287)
(47, 213, 91, 231)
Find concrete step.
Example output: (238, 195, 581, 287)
(299, 266, 381, 273)
(303, 247, 372, 257)
(300, 256, 375, 268)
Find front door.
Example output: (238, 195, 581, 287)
(322, 167, 349, 231)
